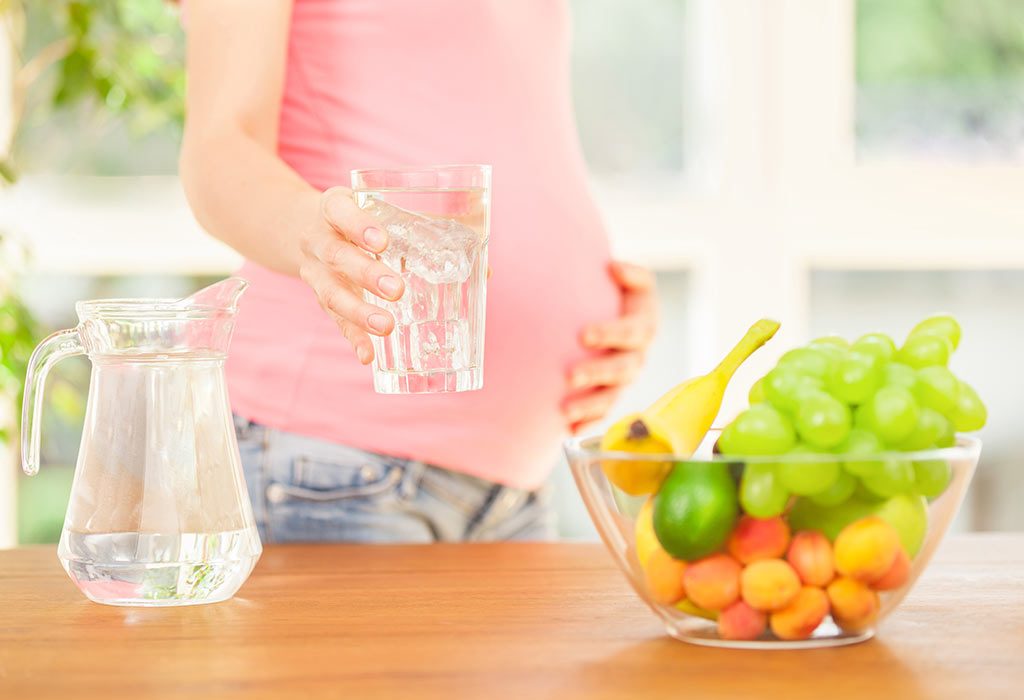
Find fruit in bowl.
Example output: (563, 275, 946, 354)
(566, 315, 984, 648)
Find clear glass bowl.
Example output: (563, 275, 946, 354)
(564, 432, 981, 649)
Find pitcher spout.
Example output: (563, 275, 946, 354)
(179, 277, 249, 314)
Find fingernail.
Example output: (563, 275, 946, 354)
(583, 330, 599, 346)
(378, 275, 401, 298)
(364, 227, 386, 250)
(357, 345, 372, 364)
(367, 313, 390, 333)
(571, 372, 588, 388)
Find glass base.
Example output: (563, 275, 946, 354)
(373, 367, 483, 394)
(663, 617, 874, 649)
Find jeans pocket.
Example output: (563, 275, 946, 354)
(267, 457, 405, 504)
(264, 449, 425, 543)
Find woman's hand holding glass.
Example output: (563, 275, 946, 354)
(298, 187, 406, 365)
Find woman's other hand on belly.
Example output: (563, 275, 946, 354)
(561, 262, 659, 432)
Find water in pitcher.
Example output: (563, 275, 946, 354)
(357, 187, 489, 393)
(57, 353, 261, 606)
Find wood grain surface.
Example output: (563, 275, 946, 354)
(1, 534, 1021, 699)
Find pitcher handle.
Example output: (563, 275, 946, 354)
(21, 328, 84, 476)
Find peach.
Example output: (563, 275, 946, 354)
(740, 559, 801, 612)
(727, 516, 791, 564)
(718, 600, 767, 641)
(769, 586, 830, 641)
(786, 531, 835, 587)
(871, 547, 911, 591)
(683, 554, 742, 611)
(834, 516, 900, 583)
(827, 576, 880, 632)
(643, 547, 687, 605)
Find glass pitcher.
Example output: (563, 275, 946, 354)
(20, 278, 262, 606)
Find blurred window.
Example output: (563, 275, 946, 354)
(569, 0, 685, 176)
(856, 0, 1024, 163)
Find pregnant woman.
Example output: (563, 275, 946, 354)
(179, 0, 658, 543)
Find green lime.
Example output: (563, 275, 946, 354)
(653, 462, 738, 561)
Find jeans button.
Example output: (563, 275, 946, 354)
(360, 465, 379, 482)
(266, 483, 287, 504)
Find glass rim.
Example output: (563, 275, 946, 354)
(565, 430, 982, 464)
(350, 164, 492, 191)
(76, 299, 237, 321)
(350, 163, 491, 177)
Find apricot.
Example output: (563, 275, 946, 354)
(769, 586, 830, 641)
(871, 547, 911, 591)
(827, 576, 880, 632)
(786, 531, 835, 587)
(834, 516, 900, 583)
(718, 600, 767, 641)
(682, 553, 742, 611)
(740, 559, 801, 612)
(727, 515, 791, 564)
(643, 547, 687, 605)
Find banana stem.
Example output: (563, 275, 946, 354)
(713, 318, 781, 380)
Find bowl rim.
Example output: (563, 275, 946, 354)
(564, 430, 982, 465)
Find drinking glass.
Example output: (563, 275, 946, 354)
(351, 165, 491, 393)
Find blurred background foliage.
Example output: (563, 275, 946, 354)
(6, 0, 184, 179)
(2, 0, 184, 542)
(856, 0, 1024, 161)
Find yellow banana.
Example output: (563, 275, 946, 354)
(600, 318, 781, 495)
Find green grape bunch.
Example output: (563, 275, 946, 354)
(721, 314, 986, 516)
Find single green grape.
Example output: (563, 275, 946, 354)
(852, 333, 897, 364)
(740, 463, 790, 517)
(909, 314, 961, 351)
(838, 428, 885, 478)
(826, 350, 881, 405)
(883, 362, 919, 391)
(809, 335, 850, 349)
(935, 412, 956, 447)
(718, 404, 797, 456)
(861, 459, 915, 498)
(808, 470, 856, 507)
(898, 407, 952, 451)
(778, 445, 841, 496)
(865, 386, 920, 445)
(764, 365, 823, 414)
(795, 392, 852, 449)
(778, 347, 832, 379)
(898, 333, 952, 369)
(913, 459, 952, 499)
(748, 377, 767, 405)
(951, 380, 987, 432)
(914, 365, 960, 417)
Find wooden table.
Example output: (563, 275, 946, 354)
(1, 534, 1021, 699)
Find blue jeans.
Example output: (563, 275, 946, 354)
(234, 417, 556, 543)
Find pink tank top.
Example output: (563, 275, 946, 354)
(205, 0, 621, 488)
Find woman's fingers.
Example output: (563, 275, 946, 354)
(581, 313, 656, 351)
(609, 260, 656, 293)
(299, 263, 396, 337)
(562, 387, 622, 426)
(320, 187, 389, 254)
(568, 350, 645, 390)
(304, 230, 404, 302)
(328, 312, 375, 365)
